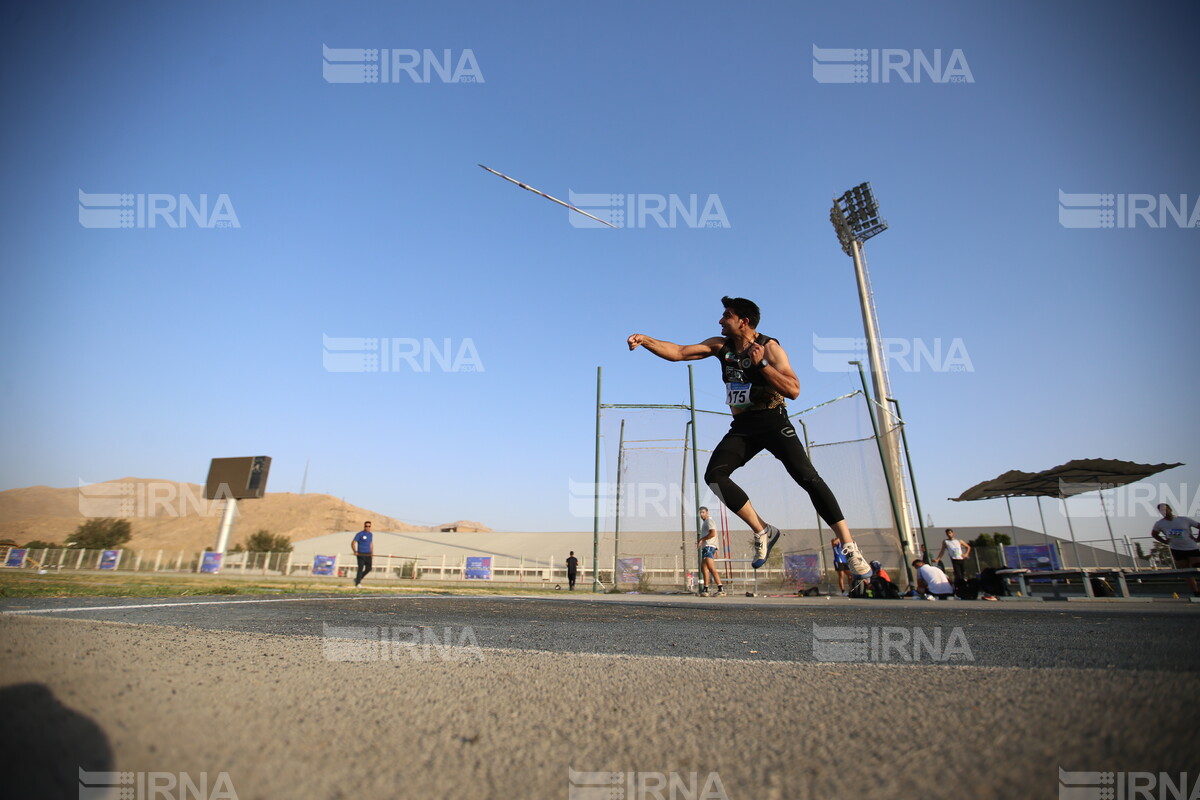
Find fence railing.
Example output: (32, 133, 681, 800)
(0, 547, 822, 587)
(1, 536, 1184, 587)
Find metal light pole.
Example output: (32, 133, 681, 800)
(830, 183, 915, 559)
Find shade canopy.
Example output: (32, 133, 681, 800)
(951, 458, 1183, 502)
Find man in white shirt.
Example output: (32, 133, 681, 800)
(912, 559, 955, 599)
(1151, 503, 1200, 596)
(934, 529, 972, 586)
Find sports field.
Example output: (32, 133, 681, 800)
(3, 588, 1197, 799)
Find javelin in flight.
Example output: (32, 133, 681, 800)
(478, 164, 618, 228)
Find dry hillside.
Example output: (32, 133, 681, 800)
(0, 478, 490, 552)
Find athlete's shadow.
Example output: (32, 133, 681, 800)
(0, 683, 113, 799)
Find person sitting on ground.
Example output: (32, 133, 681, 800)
(912, 558, 955, 600)
(869, 560, 901, 599)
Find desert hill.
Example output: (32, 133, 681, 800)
(0, 478, 490, 552)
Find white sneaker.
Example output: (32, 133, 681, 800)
(751, 524, 781, 569)
(839, 540, 871, 578)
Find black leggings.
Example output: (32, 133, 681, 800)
(704, 407, 845, 527)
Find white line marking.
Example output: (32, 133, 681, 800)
(2, 594, 490, 615)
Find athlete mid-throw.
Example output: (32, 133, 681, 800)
(628, 296, 872, 579)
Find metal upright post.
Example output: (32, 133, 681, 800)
(214, 497, 237, 555)
(688, 365, 702, 589)
(1002, 495, 1017, 567)
(849, 240, 914, 559)
(682, 420, 691, 584)
(850, 361, 912, 587)
(1061, 497, 1083, 568)
(1098, 488, 1123, 567)
(613, 419, 625, 587)
(887, 398, 930, 564)
(593, 367, 602, 592)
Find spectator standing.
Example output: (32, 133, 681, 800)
(934, 529, 972, 586)
(566, 551, 579, 591)
(351, 522, 373, 588)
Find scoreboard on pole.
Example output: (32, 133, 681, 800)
(204, 456, 272, 500)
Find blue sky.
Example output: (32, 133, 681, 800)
(2, 0, 1197, 550)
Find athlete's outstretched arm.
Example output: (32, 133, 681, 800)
(627, 334, 721, 362)
(751, 340, 801, 399)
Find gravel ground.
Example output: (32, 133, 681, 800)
(1, 597, 1196, 800)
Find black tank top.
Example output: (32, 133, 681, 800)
(717, 333, 786, 412)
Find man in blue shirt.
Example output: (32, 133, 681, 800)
(352, 521, 373, 588)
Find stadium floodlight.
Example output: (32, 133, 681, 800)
(829, 181, 887, 256)
(829, 182, 914, 563)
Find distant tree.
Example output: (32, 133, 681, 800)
(22, 540, 57, 550)
(970, 532, 1013, 548)
(245, 530, 292, 553)
(1135, 541, 1172, 568)
(67, 518, 132, 550)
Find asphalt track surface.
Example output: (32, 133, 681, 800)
(2, 593, 1198, 799)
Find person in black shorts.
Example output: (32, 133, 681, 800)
(1151, 503, 1200, 596)
(628, 296, 872, 580)
(698, 506, 725, 596)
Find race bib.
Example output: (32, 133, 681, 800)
(726, 382, 751, 407)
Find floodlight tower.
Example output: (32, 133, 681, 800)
(829, 183, 915, 559)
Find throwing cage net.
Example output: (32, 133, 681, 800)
(596, 368, 907, 591)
